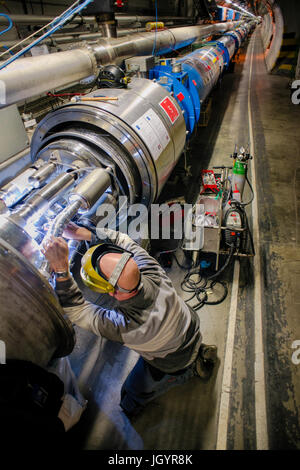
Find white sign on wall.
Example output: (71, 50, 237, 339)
(0, 340, 6, 365)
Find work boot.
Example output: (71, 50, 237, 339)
(194, 344, 218, 380)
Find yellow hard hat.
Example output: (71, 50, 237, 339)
(80, 243, 135, 294)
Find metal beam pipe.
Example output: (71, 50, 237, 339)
(0, 14, 96, 25)
(0, 22, 238, 108)
(47, 199, 82, 239)
(0, 48, 98, 107)
(0, 28, 148, 49)
(0, 159, 54, 207)
(68, 168, 111, 212)
(0, 14, 194, 26)
(14, 172, 75, 221)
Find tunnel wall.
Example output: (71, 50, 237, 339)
(277, 0, 300, 38)
(261, 9, 273, 51)
(260, 1, 284, 72)
(260, 0, 300, 74)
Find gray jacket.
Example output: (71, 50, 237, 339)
(56, 229, 202, 373)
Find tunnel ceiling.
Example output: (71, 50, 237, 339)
(216, 0, 271, 16)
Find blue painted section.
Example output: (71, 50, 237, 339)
(218, 41, 231, 67)
(150, 24, 249, 136)
(181, 63, 203, 120)
(223, 31, 241, 53)
(227, 9, 234, 20)
(216, 6, 239, 22)
(149, 61, 200, 134)
(235, 28, 245, 44)
(216, 6, 226, 21)
(205, 41, 231, 67)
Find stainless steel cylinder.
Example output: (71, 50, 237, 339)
(0, 159, 49, 207)
(78, 192, 118, 227)
(100, 22, 118, 38)
(0, 234, 74, 367)
(47, 199, 83, 239)
(31, 78, 186, 207)
(180, 45, 226, 102)
(0, 168, 37, 207)
(0, 14, 194, 27)
(0, 48, 98, 109)
(28, 162, 57, 186)
(14, 172, 75, 223)
(219, 35, 236, 61)
(68, 168, 111, 211)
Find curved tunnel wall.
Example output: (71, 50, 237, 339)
(265, 3, 284, 72)
(261, 8, 273, 51)
(260, 1, 285, 72)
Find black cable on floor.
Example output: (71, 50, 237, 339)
(173, 249, 195, 270)
(206, 245, 235, 280)
(178, 245, 234, 310)
(240, 171, 255, 207)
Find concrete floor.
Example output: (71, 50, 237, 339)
(65, 28, 300, 450)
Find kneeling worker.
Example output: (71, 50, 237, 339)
(43, 225, 217, 418)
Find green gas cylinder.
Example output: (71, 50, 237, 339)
(232, 160, 246, 198)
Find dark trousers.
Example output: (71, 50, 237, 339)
(120, 356, 196, 416)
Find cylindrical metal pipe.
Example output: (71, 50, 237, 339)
(0, 14, 194, 26)
(78, 192, 118, 227)
(47, 199, 82, 239)
(100, 22, 117, 38)
(0, 22, 239, 108)
(0, 159, 50, 207)
(30, 77, 186, 206)
(14, 172, 75, 221)
(218, 34, 236, 60)
(96, 12, 118, 38)
(92, 22, 237, 63)
(0, 168, 38, 207)
(41, 168, 111, 276)
(28, 162, 57, 186)
(178, 23, 251, 104)
(68, 168, 111, 212)
(0, 14, 96, 25)
(44, 168, 111, 241)
(0, 48, 97, 108)
(0, 29, 148, 49)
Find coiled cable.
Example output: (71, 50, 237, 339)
(176, 242, 236, 310)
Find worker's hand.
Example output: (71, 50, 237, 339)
(42, 236, 69, 273)
(62, 222, 92, 241)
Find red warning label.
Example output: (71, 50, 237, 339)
(159, 97, 180, 124)
(176, 92, 185, 102)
